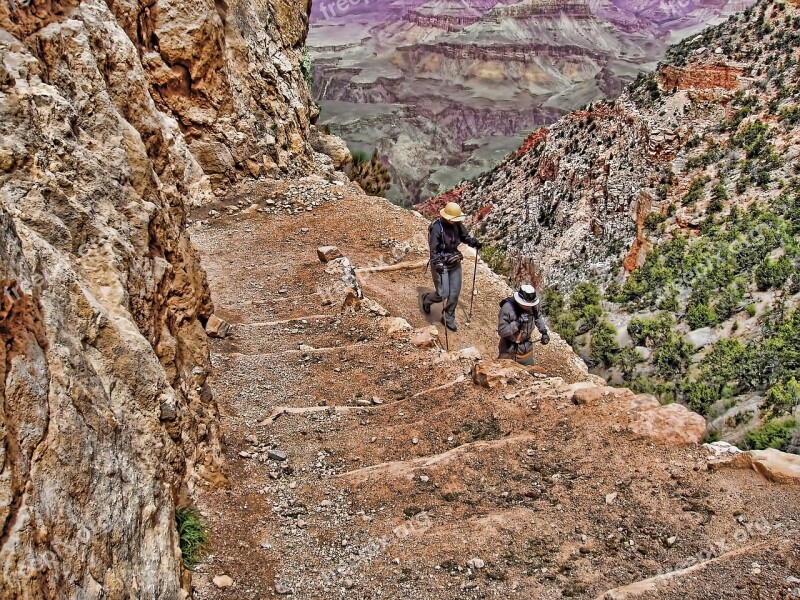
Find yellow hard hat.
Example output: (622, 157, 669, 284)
(440, 202, 467, 223)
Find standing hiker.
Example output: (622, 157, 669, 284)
(497, 285, 550, 366)
(421, 202, 482, 332)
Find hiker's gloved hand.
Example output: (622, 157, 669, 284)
(434, 262, 445, 274)
(541, 332, 550, 345)
(473, 239, 483, 250)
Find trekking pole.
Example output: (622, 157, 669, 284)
(443, 298, 450, 352)
(468, 249, 478, 323)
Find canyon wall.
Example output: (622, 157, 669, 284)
(3, 0, 321, 195)
(0, 0, 317, 596)
(309, 0, 750, 204)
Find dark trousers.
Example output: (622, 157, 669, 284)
(498, 349, 535, 366)
(423, 264, 462, 325)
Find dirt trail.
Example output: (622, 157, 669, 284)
(190, 179, 800, 599)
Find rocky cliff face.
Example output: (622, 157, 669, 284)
(3, 0, 324, 196)
(0, 0, 325, 596)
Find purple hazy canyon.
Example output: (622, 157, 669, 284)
(308, 0, 751, 204)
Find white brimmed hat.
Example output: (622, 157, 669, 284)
(514, 285, 540, 307)
(440, 202, 467, 223)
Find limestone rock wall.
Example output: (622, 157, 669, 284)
(114, 0, 318, 187)
(0, 0, 299, 595)
(2, 0, 319, 197)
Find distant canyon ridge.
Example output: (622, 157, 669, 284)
(308, 0, 751, 205)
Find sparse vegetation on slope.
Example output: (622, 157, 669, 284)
(442, 0, 800, 450)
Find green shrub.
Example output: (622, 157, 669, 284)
(698, 339, 746, 399)
(743, 418, 797, 451)
(644, 212, 668, 231)
(579, 304, 603, 331)
(626, 317, 648, 347)
(764, 377, 800, 416)
(627, 313, 675, 347)
(569, 282, 604, 330)
(732, 121, 773, 159)
(553, 311, 578, 345)
(175, 506, 209, 570)
(714, 281, 746, 320)
(542, 289, 565, 319)
(687, 302, 718, 329)
(682, 176, 710, 206)
(755, 255, 793, 290)
(615, 346, 645, 381)
(348, 149, 392, 197)
(570, 282, 602, 314)
(301, 48, 314, 89)
(618, 248, 675, 308)
(654, 333, 694, 379)
(681, 381, 718, 415)
(605, 281, 623, 302)
(590, 321, 620, 368)
(657, 286, 680, 312)
(779, 106, 800, 127)
(710, 181, 729, 213)
(481, 245, 512, 278)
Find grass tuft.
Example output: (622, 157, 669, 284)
(175, 506, 209, 570)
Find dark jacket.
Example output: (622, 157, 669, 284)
(498, 297, 548, 356)
(428, 218, 479, 269)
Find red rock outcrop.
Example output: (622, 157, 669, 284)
(417, 184, 468, 219)
(623, 193, 654, 273)
(659, 63, 744, 92)
(514, 128, 549, 159)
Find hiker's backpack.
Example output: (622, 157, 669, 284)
(428, 218, 444, 255)
(499, 297, 516, 311)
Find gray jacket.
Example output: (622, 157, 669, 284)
(497, 297, 547, 356)
(428, 218, 479, 269)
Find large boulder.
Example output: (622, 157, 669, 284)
(472, 359, 530, 389)
(386, 317, 412, 335)
(317, 245, 344, 263)
(572, 387, 706, 446)
(707, 445, 800, 485)
(206, 314, 232, 338)
(409, 326, 439, 349)
(747, 449, 800, 484)
(309, 126, 351, 170)
(320, 257, 362, 306)
(627, 400, 707, 446)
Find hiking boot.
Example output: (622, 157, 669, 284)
(441, 316, 457, 332)
(421, 293, 431, 315)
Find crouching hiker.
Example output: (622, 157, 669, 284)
(421, 202, 482, 332)
(497, 285, 550, 366)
